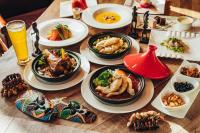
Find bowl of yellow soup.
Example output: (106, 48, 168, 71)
(82, 4, 132, 29)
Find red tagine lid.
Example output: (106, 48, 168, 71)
(123, 45, 170, 79)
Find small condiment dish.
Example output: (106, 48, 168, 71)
(176, 16, 193, 31)
(178, 62, 200, 80)
(160, 91, 189, 111)
(171, 75, 199, 94)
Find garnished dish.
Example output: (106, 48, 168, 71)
(90, 66, 145, 104)
(180, 67, 200, 78)
(32, 48, 81, 82)
(174, 81, 194, 93)
(136, 0, 155, 9)
(47, 24, 72, 41)
(88, 32, 131, 59)
(161, 92, 185, 108)
(127, 111, 163, 131)
(160, 37, 186, 53)
(94, 11, 121, 24)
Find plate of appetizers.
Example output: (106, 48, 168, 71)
(23, 49, 90, 91)
(82, 4, 132, 29)
(81, 65, 154, 113)
(30, 18, 88, 47)
(131, 0, 166, 14)
(151, 60, 200, 118)
(149, 30, 200, 61)
(80, 32, 140, 65)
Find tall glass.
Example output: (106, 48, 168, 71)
(6, 20, 29, 65)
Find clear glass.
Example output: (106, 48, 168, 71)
(6, 20, 29, 65)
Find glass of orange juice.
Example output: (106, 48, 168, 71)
(6, 20, 29, 65)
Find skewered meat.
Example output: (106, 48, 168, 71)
(127, 111, 163, 131)
(1, 73, 27, 97)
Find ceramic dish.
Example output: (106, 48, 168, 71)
(88, 32, 131, 59)
(23, 53, 90, 91)
(178, 63, 200, 80)
(171, 75, 199, 94)
(82, 4, 132, 29)
(80, 36, 140, 65)
(89, 65, 145, 104)
(149, 30, 200, 61)
(30, 18, 88, 47)
(160, 91, 189, 111)
(130, 0, 166, 14)
(32, 50, 81, 83)
(81, 69, 154, 113)
(151, 60, 200, 118)
(176, 16, 193, 31)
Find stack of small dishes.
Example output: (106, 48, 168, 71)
(152, 60, 200, 118)
(81, 65, 155, 113)
(30, 18, 89, 47)
(80, 32, 140, 65)
(23, 48, 90, 91)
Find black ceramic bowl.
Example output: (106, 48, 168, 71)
(89, 65, 145, 104)
(32, 50, 81, 83)
(88, 32, 131, 59)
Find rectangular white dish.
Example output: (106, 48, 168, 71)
(124, 0, 166, 14)
(149, 30, 200, 61)
(60, 0, 97, 18)
(151, 60, 200, 118)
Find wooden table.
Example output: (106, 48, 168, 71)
(1, 0, 200, 133)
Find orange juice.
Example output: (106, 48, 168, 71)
(6, 20, 29, 65)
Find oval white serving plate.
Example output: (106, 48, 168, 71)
(30, 18, 89, 47)
(82, 4, 132, 29)
(23, 53, 90, 91)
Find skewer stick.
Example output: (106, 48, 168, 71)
(170, 6, 200, 19)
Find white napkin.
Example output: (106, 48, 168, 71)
(60, 0, 97, 18)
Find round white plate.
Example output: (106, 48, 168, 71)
(82, 4, 132, 29)
(23, 53, 90, 91)
(80, 37, 140, 65)
(30, 18, 89, 47)
(81, 70, 154, 114)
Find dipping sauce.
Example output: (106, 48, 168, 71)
(94, 12, 121, 24)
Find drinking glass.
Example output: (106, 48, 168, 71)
(6, 20, 29, 65)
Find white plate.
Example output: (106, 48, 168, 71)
(82, 4, 132, 29)
(30, 18, 88, 47)
(60, 0, 98, 17)
(149, 30, 200, 61)
(81, 69, 154, 114)
(80, 36, 140, 65)
(151, 60, 200, 118)
(23, 53, 90, 91)
(131, 0, 166, 14)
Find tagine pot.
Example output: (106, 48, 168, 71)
(123, 45, 170, 79)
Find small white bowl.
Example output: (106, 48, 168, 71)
(171, 75, 199, 94)
(160, 91, 189, 111)
(179, 63, 200, 80)
(176, 16, 193, 31)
